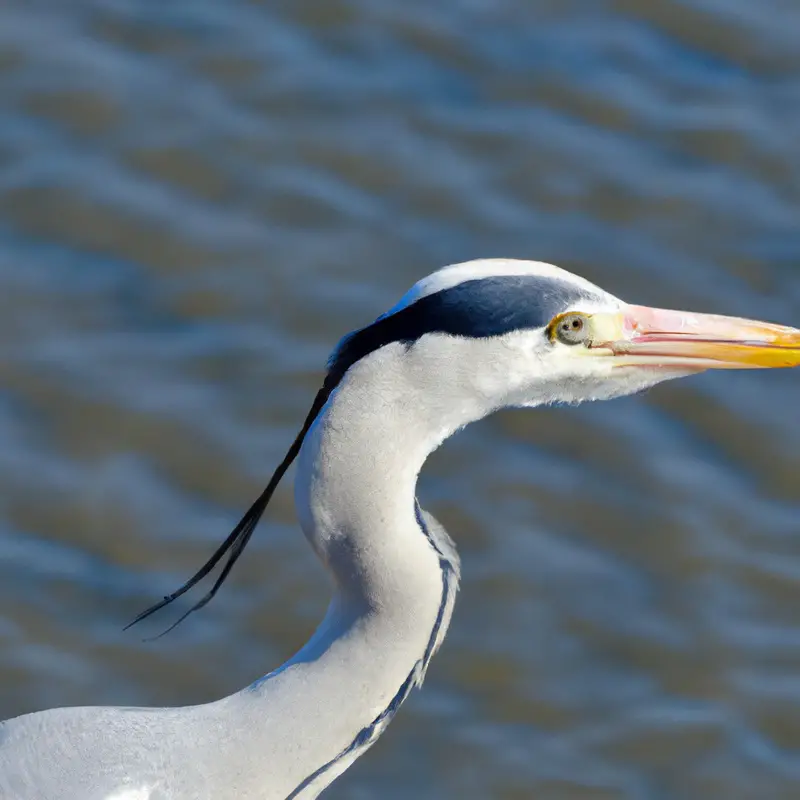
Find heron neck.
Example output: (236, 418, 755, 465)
(296, 379, 450, 598)
(292, 353, 463, 658)
(230, 354, 463, 798)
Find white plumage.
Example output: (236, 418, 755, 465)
(2, 259, 798, 799)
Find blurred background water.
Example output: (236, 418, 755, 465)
(0, 1, 798, 798)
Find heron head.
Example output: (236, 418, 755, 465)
(330, 259, 800, 414)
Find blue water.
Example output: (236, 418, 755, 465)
(0, 1, 798, 797)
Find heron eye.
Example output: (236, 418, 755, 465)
(552, 312, 590, 346)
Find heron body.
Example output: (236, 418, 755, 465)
(1, 259, 799, 799)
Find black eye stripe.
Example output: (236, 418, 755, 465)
(328, 276, 597, 384)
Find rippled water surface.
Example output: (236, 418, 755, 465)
(1, 2, 799, 798)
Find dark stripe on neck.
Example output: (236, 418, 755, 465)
(415, 502, 458, 671)
(286, 503, 457, 800)
(329, 275, 594, 383)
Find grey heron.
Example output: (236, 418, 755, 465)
(1, 259, 799, 800)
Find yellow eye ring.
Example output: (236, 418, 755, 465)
(549, 312, 591, 346)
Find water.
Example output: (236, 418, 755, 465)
(0, 1, 798, 797)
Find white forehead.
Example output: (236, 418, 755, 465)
(386, 259, 618, 316)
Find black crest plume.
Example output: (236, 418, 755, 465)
(125, 326, 375, 637)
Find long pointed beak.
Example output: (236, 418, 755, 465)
(590, 305, 800, 370)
